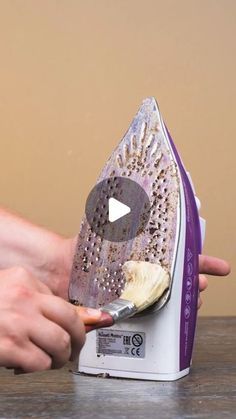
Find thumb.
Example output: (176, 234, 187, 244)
(75, 306, 114, 332)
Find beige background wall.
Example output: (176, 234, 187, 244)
(0, 1, 235, 315)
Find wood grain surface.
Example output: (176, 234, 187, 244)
(0, 317, 235, 419)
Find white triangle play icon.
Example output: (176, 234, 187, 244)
(108, 197, 131, 223)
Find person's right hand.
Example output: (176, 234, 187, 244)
(0, 266, 87, 373)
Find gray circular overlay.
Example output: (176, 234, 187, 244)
(85, 177, 151, 242)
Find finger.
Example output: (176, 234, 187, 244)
(198, 295, 203, 309)
(75, 306, 102, 325)
(19, 342, 52, 373)
(39, 295, 85, 361)
(0, 338, 52, 372)
(34, 279, 54, 295)
(199, 255, 231, 276)
(199, 274, 208, 292)
(29, 317, 71, 369)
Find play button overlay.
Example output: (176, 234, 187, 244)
(85, 177, 151, 242)
(108, 198, 131, 223)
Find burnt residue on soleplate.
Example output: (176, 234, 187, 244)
(69, 97, 179, 309)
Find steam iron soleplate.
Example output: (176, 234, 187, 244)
(70, 98, 180, 310)
(70, 98, 205, 381)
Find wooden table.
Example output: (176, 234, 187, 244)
(0, 317, 235, 418)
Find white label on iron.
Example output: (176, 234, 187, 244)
(96, 329, 145, 358)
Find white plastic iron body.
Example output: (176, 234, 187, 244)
(70, 98, 205, 381)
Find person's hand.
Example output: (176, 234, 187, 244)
(198, 255, 230, 308)
(0, 208, 78, 300)
(0, 266, 89, 373)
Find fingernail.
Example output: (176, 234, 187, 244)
(85, 308, 102, 319)
(100, 312, 114, 327)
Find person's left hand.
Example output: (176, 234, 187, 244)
(198, 255, 230, 308)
